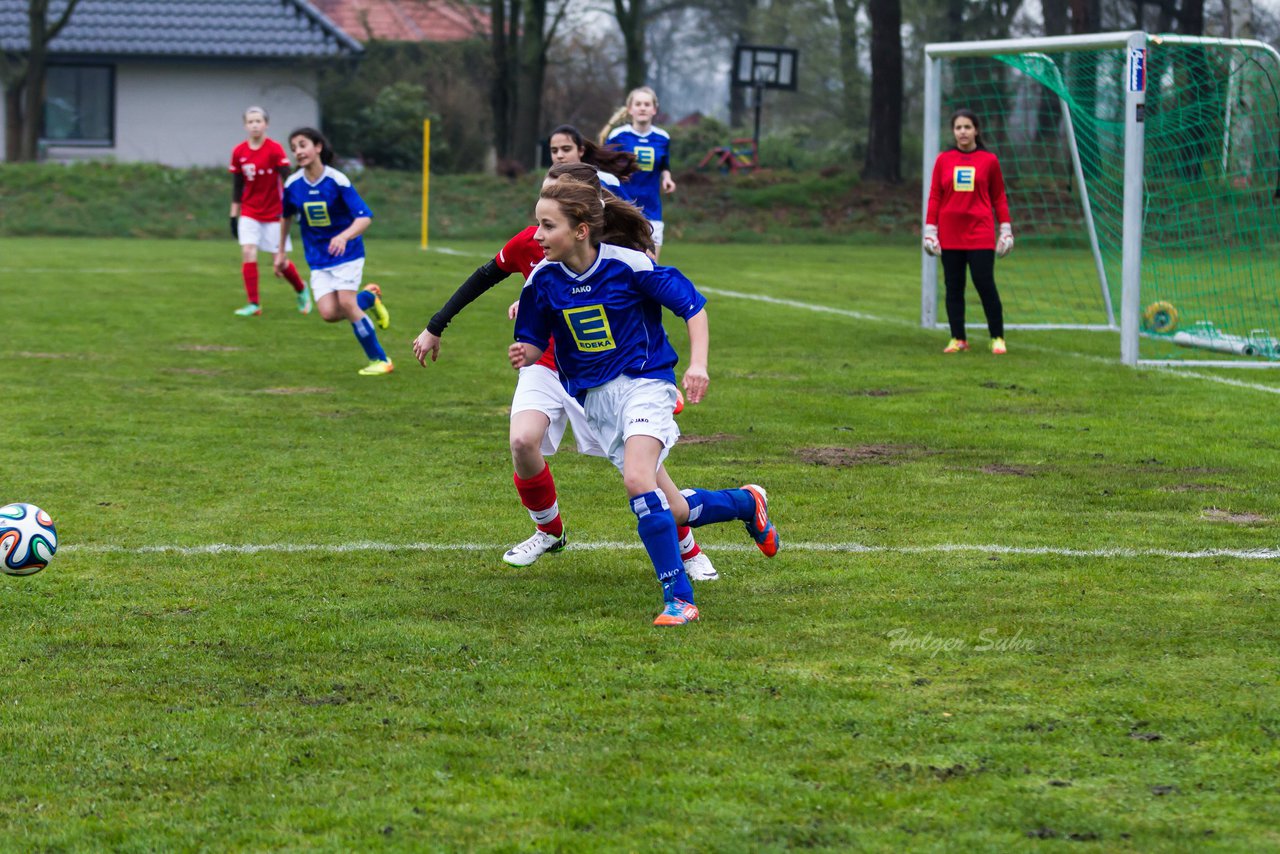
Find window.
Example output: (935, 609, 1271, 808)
(42, 65, 113, 146)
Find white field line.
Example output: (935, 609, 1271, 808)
(59, 540, 1279, 560)
(699, 287, 1280, 396)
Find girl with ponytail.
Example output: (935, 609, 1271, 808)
(510, 180, 782, 627)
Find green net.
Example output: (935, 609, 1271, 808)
(932, 38, 1280, 361)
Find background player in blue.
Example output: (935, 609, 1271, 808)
(599, 87, 676, 259)
(510, 180, 780, 627)
(274, 127, 393, 376)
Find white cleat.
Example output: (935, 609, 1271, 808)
(683, 551, 719, 582)
(502, 529, 567, 567)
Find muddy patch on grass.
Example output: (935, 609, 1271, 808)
(177, 344, 243, 352)
(256, 387, 334, 395)
(14, 351, 79, 359)
(1160, 482, 1236, 493)
(797, 444, 921, 467)
(980, 463, 1038, 477)
(166, 367, 223, 377)
(678, 432, 738, 445)
(1201, 507, 1269, 524)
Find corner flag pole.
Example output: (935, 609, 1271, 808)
(421, 119, 431, 250)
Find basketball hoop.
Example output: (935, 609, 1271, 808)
(731, 45, 799, 168)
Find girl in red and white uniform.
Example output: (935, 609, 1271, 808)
(924, 108, 1014, 354)
(229, 106, 310, 316)
(410, 162, 716, 581)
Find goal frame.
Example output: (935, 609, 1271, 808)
(920, 31, 1280, 367)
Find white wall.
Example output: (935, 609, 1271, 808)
(31, 61, 321, 168)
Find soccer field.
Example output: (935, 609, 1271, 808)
(3, 236, 1278, 849)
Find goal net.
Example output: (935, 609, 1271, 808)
(921, 32, 1280, 366)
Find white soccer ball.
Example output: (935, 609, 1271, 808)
(0, 503, 57, 576)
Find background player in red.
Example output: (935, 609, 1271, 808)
(410, 163, 717, 581)
(229, 106, 310, 317)
(924, 108, 1014, 355)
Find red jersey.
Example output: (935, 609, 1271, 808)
(497, 227, 556, 370)
(229, 138, 291, 221)
(925, 148, 1011, 250)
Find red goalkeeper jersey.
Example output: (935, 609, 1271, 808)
(497, 227, 556, 370)
(925, 147, 1011, 250)
(229, 138, 291, 221)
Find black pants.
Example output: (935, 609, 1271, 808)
(941, 249, 1004, 340)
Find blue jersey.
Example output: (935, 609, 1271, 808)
(514, 244, 707, 396)
(606, 124, 670, 221)
(282, 166, 373, 270)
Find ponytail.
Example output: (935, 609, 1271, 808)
(540, 178, 655, 255)
(551, 123, 638, 180)
(597, 104, 631, 145)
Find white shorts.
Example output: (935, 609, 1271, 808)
(238, 216, 292, 253)
(310, 258, 365, 302)
(582, 376, 680, 473)
(649, 220, 665, 246)
(510, 364, 606, 458)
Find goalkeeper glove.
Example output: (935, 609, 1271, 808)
(922, 224, 941, 257)
(996, 223, 1014, 258)
(230, 216, 239, 240)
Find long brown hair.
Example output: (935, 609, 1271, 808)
(550, 124, 638, 180)
(539, 178, 655, 255)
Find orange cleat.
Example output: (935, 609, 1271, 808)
(741, 484, 780, 557)
(653, 599, 700, 626)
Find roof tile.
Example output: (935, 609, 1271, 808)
(0, 0, 361, 57)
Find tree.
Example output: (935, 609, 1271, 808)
(613, 0, 649, 92)
(489, 0, 569, 168)
(863, 0, 902, 182)
(2, 0, 82, 161)
(832, 0, 865, 128)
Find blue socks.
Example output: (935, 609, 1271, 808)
(631, 490, 693, 604)
(679, 488, 754, 527)
(351, 316, 387, 361)
(356, 288, 376, 311)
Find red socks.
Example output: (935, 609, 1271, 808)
(282, 261, 306, 293)
(514, 464, 563, 537)
(677, 525, 701, 561)
(242, 262, 260, 304)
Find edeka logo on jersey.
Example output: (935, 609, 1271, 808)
(952, 166, 975, 192)
(634, 146, 656, 171)
(563, 304, 616, 351)
(303, 201, 331, 227)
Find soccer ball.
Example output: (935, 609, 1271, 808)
(0, 503, 57, 576)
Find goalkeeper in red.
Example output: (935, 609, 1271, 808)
(924, 108, 1013, 355)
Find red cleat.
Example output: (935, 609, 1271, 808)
(741, 484, 780, 557)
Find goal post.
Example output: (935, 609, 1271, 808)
(921, 32, 1280, 367)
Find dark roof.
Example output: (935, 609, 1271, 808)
(0, 0, 362, 58)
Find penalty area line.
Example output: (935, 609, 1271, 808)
(700, 287, 1280, 396)
(59, 540, 1280, 561)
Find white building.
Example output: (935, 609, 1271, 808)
(0, 0, 360, 166)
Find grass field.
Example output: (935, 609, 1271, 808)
(3, 236, 1279, 850)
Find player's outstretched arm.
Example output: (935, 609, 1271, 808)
(682, 308, 709, 404)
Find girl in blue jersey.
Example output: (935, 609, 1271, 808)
(599, 87, 676, 259)
(274, 127, 393, 376)
(510, 180, 780, 627)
